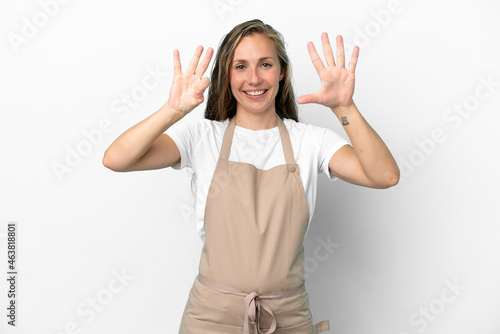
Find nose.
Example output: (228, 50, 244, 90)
(247, 67, 262, 85)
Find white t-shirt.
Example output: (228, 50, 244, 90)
(165, 116, 350, 243)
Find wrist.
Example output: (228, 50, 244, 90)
(161, 102, 187, 120)
(331, 101, 356, 117)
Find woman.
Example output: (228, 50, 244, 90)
(103, 19, 399, 334)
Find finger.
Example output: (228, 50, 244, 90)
(336, 35, 345, 68)
(321, 32, 335, 68)
(347, 46, 360, 73)
(307, 41, 325, 74)
(173, 49, 182, 76)
(186, 45, 203, 75)
(297, 93, 319, 105)
(195, 47, 214, 77)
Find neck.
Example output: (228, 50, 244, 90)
(234, 110, 278, 130)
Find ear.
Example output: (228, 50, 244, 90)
(279, 65, 285, 81)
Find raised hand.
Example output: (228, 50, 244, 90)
(297, 33, 359, 111)
(166, 45, 214, 115)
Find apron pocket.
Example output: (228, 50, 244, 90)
(179, 314, 244, 334)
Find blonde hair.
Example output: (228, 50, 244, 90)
(205, 19, 298, 122)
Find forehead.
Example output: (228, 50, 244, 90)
(233, 34, 278, 61)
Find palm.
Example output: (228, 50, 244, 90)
(169, 72, 208, 113)
(167, 46, 213, 114)
(298, 34, 359, 110)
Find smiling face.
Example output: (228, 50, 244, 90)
(229, 33, 284, 118)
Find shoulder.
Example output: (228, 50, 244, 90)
(169, 117, 227, 137)
(283, 117, 327, 141)
(284, 117, 349, 152)
(200, 117, 228, 131)
(283, 117, 309, 133)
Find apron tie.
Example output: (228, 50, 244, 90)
(197, 274, 305, 334)
(244, 291, 277, 334)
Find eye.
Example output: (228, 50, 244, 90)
(261, 63, 272, 68)
(235, 64, 245, 70)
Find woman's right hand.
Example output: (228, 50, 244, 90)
(165, 45, 214, 116)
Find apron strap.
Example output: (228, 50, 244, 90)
(276, 114, 296, 165)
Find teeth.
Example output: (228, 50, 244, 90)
(246, 90, 266, 96)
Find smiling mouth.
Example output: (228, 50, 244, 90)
(244, 90, 268, 96)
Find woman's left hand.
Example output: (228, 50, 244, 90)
(297, 33, 359, 112)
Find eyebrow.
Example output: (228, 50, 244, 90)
(232, 57, 274, 63)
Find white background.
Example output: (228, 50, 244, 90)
(1, 0, 499, 333)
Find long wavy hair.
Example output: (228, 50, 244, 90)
(205, 19, 298, 122)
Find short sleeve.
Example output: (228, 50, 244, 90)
(164, 119, 193, 170)
(316, 126, 350, 181)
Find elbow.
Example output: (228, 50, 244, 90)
(102, 150, 127, 172)
(378, 167, 400, 189)
(385, 170, 400, 188)
(102, 151, 116, 171)
(368, 166, 400, 189)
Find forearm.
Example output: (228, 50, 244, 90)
(103, 104, 184, 171)
(332, 102, 400, 186)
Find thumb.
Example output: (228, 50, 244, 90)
(297, 93, 319, 105)
(200, 76, 210, 91)
(195, 77, 210, 99)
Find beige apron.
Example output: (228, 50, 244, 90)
(179, 113, 330, 333)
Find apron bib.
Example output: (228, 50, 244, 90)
(179, 113, 330, 333)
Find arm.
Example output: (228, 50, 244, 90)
(103, 45, 213, 172)
(328, 102, 400, 188)
(102, 107, 183, 172)
(298, 33, 399, 189)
